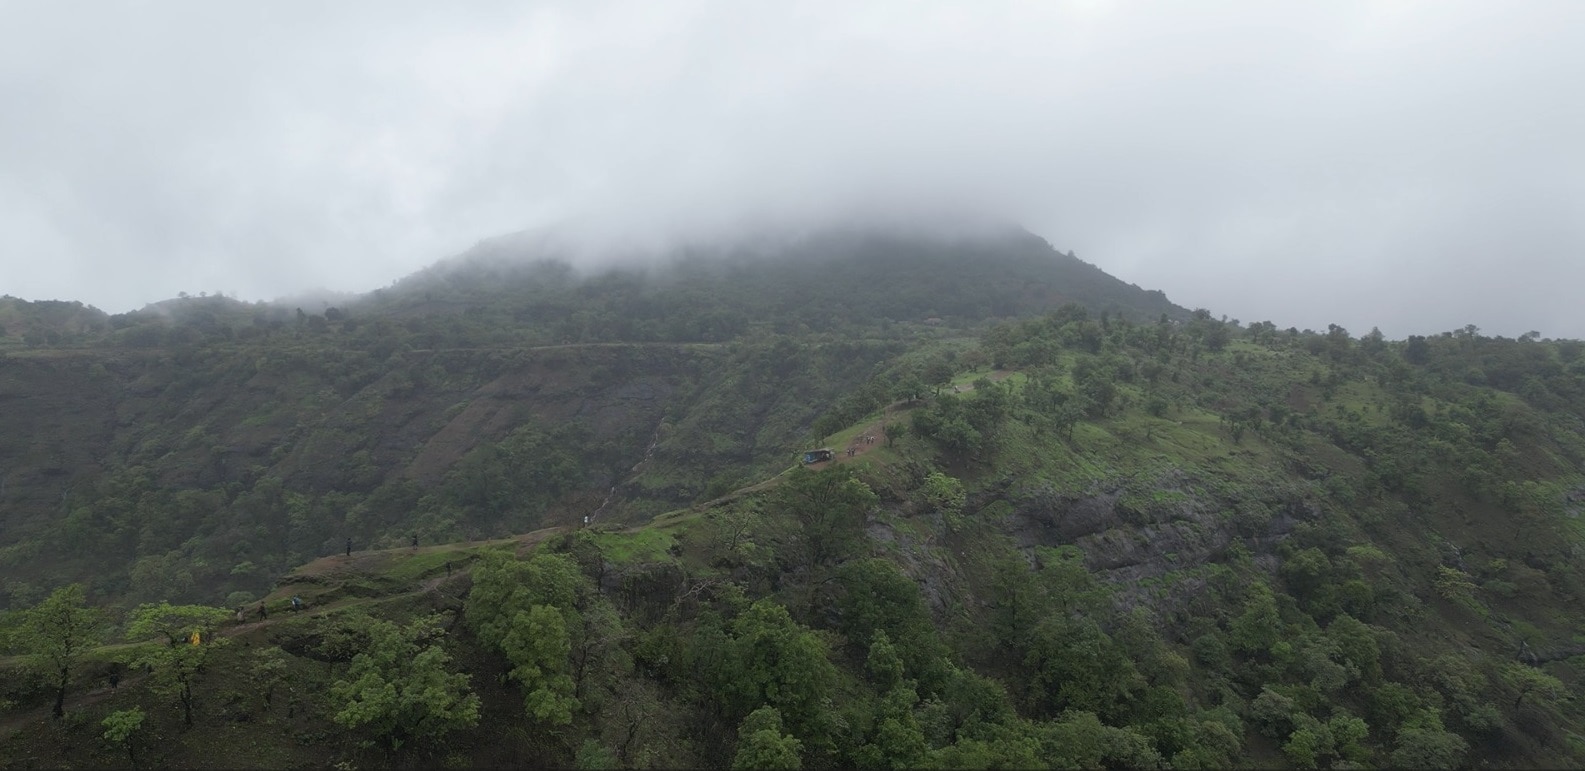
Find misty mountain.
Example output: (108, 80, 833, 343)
(0, 223, 1183, 607)
(371, 223, 1188, 335)
(3, 221, 1584, 769)
(3, 224, 1185, 352)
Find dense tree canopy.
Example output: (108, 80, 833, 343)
(3, 234, 1585, 768)
(330, 615, 480, 748)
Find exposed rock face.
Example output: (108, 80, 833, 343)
(852, 468, 1333, 629)
(602, 560, 686, 624)
(1566, 486, 1585, 519)
(1017, 489, 1126, 543)
(1001, 470, 1316, 616)
(865, 518, 959, 616)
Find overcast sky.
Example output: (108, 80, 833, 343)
(2, 1, 1582, 338)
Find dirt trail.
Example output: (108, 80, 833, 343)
(285, 526, 566, 583)
(3, 371, 1020, 743)
(813, 420, 887, 468)
(704, 370, 1016, 494)
(810, 370, 1013, 470)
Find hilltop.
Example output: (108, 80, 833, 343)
(2, 224, 1584, 768)
(0, 225, 1181, 609)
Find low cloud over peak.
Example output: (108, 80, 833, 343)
(2, 1, 1582, 337)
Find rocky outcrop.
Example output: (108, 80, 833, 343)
(1001, 470, 1317, 615)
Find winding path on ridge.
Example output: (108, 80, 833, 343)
(1, 370, 1017, 743)
(698, 370, 1015, 504)
(808, 369, 1014, 469)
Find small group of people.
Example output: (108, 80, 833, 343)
(236, 596, 303, 623)
(845, 434, 879, 457)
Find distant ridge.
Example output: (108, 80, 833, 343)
(376, 222, 1188, 330)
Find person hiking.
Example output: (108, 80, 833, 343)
(411, 533, 418, 548)
(345, 538, 352, 557)
(235, 607, 245, 623)
(257, 602, 267, 620)
(290, 596, 302, 612)
(445, 560, 453, 576)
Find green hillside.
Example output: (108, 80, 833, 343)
(2, 227, 1584, 769)
(0, 226, 1180, 608)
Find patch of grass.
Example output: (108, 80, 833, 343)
(649, 507, 702, 528)
(948, 368, 1010, 388)
(382, 547, 481, 583)
(820, 421, 871, 450)
(239, 412, 273, 428)
(983, 420, 1107, 492)
(590, 527, 677, 565)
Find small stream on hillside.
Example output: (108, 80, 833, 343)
(589, 418, 665, 523)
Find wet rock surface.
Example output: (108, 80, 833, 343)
(1001, 470, 1316, 615)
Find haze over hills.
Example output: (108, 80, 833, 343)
(1, 221, 1583, 769)
(376, 223, 1187, 329)
(5, 2, 1584, 765)
(0, 224, 1182, 603)
(8, 3, 1584, 339)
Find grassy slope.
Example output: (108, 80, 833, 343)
(6, 327, 1585, 765)
(5, 357, 1583, 768)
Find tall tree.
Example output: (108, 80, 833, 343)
(24, 584, 105, 719)
(769, 466, 878, 568)
(856, 683, 929, 769)
(330, 614, 480, 749)
(127, 603, 232, 726)
(467, 550, 584, 649)
(466, 550, 587, 725)
(727, 600, 838, 741)
(502, 604, 580, 725)
(733, 706, 803, 770)
(1502, 662, 1567, 710)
